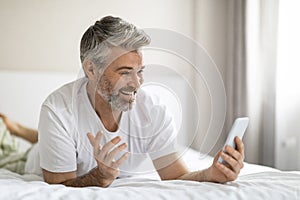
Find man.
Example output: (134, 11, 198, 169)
(37, 16, 244, 187)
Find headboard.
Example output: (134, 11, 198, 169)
(0, 70, 79, 129)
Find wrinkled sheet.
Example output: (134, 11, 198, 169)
(0, 169, 299, 200)
(0, 148, 299, 200)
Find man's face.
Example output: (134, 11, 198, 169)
(96, 51, 144, 111)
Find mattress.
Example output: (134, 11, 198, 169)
(0, 148, 299, 200)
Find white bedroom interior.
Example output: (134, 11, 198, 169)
(0, 0, 299, 171)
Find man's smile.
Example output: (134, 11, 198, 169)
(119, 90, 134, 96)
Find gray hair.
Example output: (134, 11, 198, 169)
(80, 16, 151, 69)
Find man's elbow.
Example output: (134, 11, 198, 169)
(42, 169, 76, 184)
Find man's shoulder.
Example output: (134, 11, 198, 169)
(42, 77, 87, 110)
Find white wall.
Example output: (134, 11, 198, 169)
(0, 0, 194, 71)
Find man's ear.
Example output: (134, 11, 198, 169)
(83, 59, 97, 80)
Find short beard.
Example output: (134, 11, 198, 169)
(96, 74, 135, 112)
(108, 94, 134, 111)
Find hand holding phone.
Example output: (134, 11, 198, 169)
(218, 117, 249, 164)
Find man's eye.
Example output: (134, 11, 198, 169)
(120, 71, 130, 75)
(138, 70, 144, 74)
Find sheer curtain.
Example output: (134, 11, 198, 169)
(225, 0, 279, 165)
(246, 0, 300, 169)
(245, 0, 279, 166)
(224, 0, 248, 146)
(275, 0, 300, 170)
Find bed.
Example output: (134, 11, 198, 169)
(0, 70, 299, 199)
(0, 148, 299, 200)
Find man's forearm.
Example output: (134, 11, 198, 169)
(177, 168, 211, 182)
(61, 167, 112, 187)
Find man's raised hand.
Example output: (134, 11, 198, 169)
(87, 131, 129, 187)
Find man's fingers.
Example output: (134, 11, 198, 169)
(235, 137, 245, 157)
(213, 150, 223, 164)
(220, 152, 241, 173)
(215, 162, 237, 181)
(225, 146, 243, 162)
(94, 131, 103, 150)
(113, 152, 130, 168)
(87, 132, 95, 146)
(87, 131, 104, 155)
(104, 143, 128, 164)
(87, 133, 128, 170)
(101, 136, 121, 155)
(224, 146, 244, 170)
(225, 138, 244, 169)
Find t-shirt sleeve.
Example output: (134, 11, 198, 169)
(38, 105, 77, 173)
(148, 104, 178, 160)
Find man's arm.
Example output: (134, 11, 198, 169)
(42, 131, 129, 187)
(43, 167, 114, 187)
(154, 137, 244, 183)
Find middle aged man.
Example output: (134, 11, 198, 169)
(34, 16, 245, 187)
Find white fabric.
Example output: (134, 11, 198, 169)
(24, 144, 42, 176)
(1, 148, 300, 200)
(35, 77, 177, 177)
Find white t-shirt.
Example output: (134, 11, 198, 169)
(31, 77, 178, 178)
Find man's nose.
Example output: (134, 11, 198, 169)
(128, 74, 141, 89)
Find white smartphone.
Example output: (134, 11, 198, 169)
(218, 117, 249, 164)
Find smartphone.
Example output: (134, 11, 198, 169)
(218, 117, 249, 164)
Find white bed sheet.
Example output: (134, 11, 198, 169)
(0, 148, 299, 200)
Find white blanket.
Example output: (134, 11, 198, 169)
(0, 169, 299, 200)
(0, 148, 299, 200)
